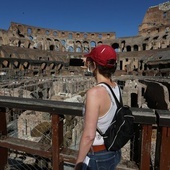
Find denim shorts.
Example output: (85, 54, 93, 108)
(83, 149, 121, 170)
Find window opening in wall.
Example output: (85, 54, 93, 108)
(134, 45, 138, 51)
(69, 33, 73, 39)
(142, 87, 145, 96)
(25, 119, 27, 135)
(133, 65, 137, 71)
(83, 41, 89, 50)
(68, 46, 74, 52)
(163, 11, 167, 18)
(84, 33, 87, 39)
(77, 33, 80, 38)
(126, 58, 128, 62)
(126, 46, 131, 52)
(76, 41, 81, 46)
(91, 34, 94, 38)
(112, 43, 119, 52)
(90, 41, 96, 47)
(61, 40, 66, 45)
(27, 28, 32, 35)
(124, 65, 127, 71)
(46, 30, 50, 35)
(153, 36, 159, 40)
(37, 29, 41, 34)
(18, 41, 21, 47)
(139, 60, 143, 70)
(131, 93, 138, 107)
(50, 63, 55, 69)
(162, 35, 167, 39)
(144, 64, 147, 70)
(120, 60, 122, 70)
(62, 32, 65, 36)
(84, 46, 89, 53)
(107, 34, 110, 39)
(50, 45, 55, 51)
(2, 60, 9, 68)
(23, 62, 29, 69)
(142, 43, 147, 50)
(98, 34, 102, 39)
(117, 81, 125, 89)
(76, 47, 81, 52)
(54, 31, 57, 36)
(144, 37, 150, 41)
(14, 61, 19, 69)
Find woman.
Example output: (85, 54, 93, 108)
(75, 45, 121, 170)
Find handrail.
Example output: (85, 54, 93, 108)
(0, 95, 83, 116)
(0, 96, 170, 170)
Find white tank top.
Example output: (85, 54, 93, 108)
(93, 83, 120, 145)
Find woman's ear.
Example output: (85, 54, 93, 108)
(93, 62, 97, 71)
(87, 61, 96, 73)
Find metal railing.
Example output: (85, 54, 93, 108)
(0, 96, 170, 170)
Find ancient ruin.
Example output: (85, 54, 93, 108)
(0, 1, 170, 169)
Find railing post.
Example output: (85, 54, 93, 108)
(131, 108, 156, 170)
(155, 110, 170, 170)
(131, 123, 141, 165)
(0, 107, 8, 170)
(51, 114, 64, 170)
(140, 124, 153, 170)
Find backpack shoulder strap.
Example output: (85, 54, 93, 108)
(99, 82, 122, 108)
(119, 86, 123, 106)
(96, 82, 122, 136)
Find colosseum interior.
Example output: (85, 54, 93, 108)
(0, 1, 170, 170)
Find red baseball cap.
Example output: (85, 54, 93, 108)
(85, 45, 117, 68)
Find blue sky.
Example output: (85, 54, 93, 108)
(0, 0, 167, 38)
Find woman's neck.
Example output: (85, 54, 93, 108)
(96, 74, 112, 84)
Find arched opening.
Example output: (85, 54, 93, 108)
(49, 45, 55, 51)
(90, 41, 96, 48)
(142, 43, 147, 50)
(131, 93, 138, 107)
(134, 45, 138, 51)
(126, 46, 131, 52)
(68, 46, 74, 52)
(112, 43, 119, 52)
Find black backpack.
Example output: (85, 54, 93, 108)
(97, 82, 135, 151)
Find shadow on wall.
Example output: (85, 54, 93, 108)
(144, 82, 167, 110)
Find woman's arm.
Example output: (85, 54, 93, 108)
(75, 87, 100, 165)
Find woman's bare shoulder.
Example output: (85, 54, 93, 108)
(87, 85, 107, 96)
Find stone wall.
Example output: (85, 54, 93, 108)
(0, 1, 169, 150)
(0, 2, 169, 77)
